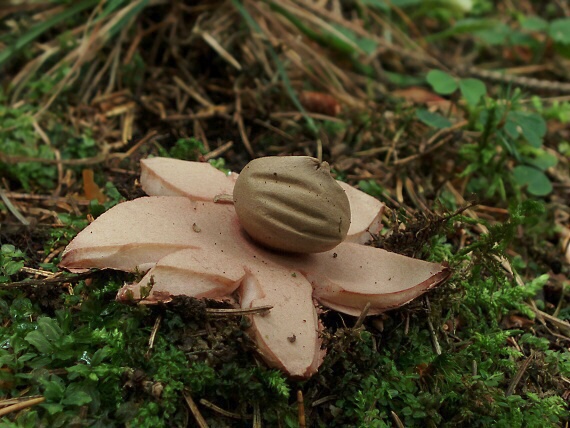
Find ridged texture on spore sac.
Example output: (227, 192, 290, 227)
(233, 156, 351, 253)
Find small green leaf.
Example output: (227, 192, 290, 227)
(513, 165, 553, 196)
(521, 16, 549, 32)
(41, 378, 66, 401)
(357, 180, 384, 197)
(25, 317, 64, 354)
(522, 151, 558, 171)
(4, 260, 24, 276)
(473, 22, 511, 45)
(62, 390, 92, 406)
(459, 78, 486, 106)
(549, 18, 570, 44)
(506, 112, 546, 148)
(41, 403, 64, 415)
(460, 162, 480, 177)
(416, 109, 452, 129)
(25, 331, 55, 354)
(428, 18, 498, 41)
(17, 352, 37, 363)
(91, 346, 113, 365)
(1, 244, 16, 254)
(426, 70, 458, 95)
(37, 317, 63, 342)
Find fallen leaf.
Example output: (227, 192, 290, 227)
(82, 169, 106, 203)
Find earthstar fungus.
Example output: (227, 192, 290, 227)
(60, 157, 450, 378)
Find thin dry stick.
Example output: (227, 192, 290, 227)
(270, 111, 344, 122)
(161, 109, 231, 121)
(391, 410, 405, 428)
(0, 395, 43, 408)
(252, 119, 295, 140)
(173, 76, 213, 108)
(145, 315, 162, 359)
(183, 391, 209, 428)
(104, 130, 159, 163)
(20, 267, 57, 278)
(43, 246, 64, 265)
(201, 31, 242, 70)
(316, 137, 323, 163)
(206, 305, 273, 316)
(52, 148, 64, 198)
(0, 397, 45, 417)
(394, 120, 468, 166)
(234, 83, 255, 158)
(527, 301, 570, 337)
(457, 65, 570, 94)
(310, 395, 337, 407)
(199, 399, 252, 420)
(203, 141, 234, 161)
(253, 401, 261, 428)
(11, 46, 60, 101)
(0, 187, 30, 226)
(0, 271, 97, 289)
(553, 281, 568, 319)
(1, 192, 86, 204)
(404, 176, 429, 212)
(0, 153, 107, 166)
(297, 390, 306, 428)
(425, 297, 442, 356)
(426, 315, 442, 356)
(354, 302, 371, 329)
(506, 352, 534, 396)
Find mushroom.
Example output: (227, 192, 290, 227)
(60, 157, 450, 378)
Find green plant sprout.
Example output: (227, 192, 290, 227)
(0, 245, 27, 283)
(466, 91, 554, 197)
(425, 72, 556, 198)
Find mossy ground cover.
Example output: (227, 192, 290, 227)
(0, 1, 569, 426)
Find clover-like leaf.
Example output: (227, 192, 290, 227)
(427, 70, 458, 95)
(513, 165, 553, 196)
(459, 78, 486, 106)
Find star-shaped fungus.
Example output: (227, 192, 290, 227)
(59, 157, 450, 378)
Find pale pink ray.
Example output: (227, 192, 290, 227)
(141, 158, 235, 201)
(304, 244, 450, 315)
(337, 181, 384, 243)
(119, 248, 246, 302)
(239, 264, 324, 378)
(60, 197, 240, 273)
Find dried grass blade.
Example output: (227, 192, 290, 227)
(0, 0, 98, 67)
(232, 0, 318, 134)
